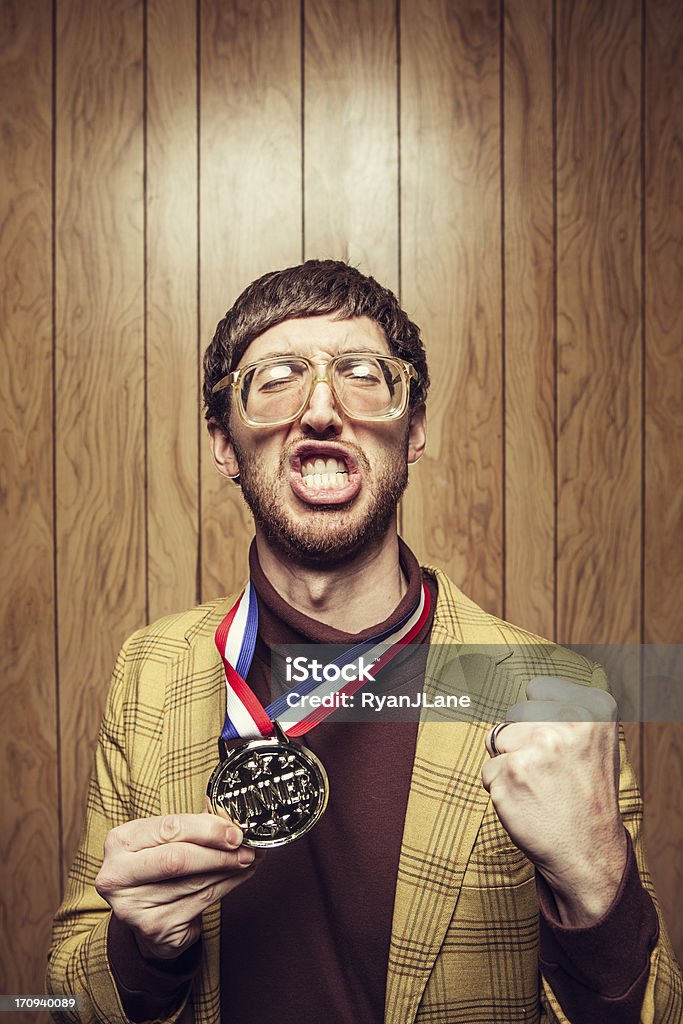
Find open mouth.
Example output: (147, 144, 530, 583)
(289, 444, 361, 504)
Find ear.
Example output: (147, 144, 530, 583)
(208, 419, 240, 480)
(407, 404, 427, 465)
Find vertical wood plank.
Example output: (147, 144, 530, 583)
(643, 0, 683, 964)
(555, 0, 642, 648)
(199, 0, 302, 600)
(55, 0, 146, 869)
(0, 0, 59, 1002)
(400, 0, 504, 617)
(147, 0, 199, 619)
(304, 0, 398, 291)
(555, 0, 643, 779)
(503, 0, 555, 639)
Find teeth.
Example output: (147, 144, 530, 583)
(300, 455, 348, 483)
(300, 466, 349, 489)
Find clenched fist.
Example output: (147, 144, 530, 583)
(481, 677, 628, 927)
(95, 813, 262, 961)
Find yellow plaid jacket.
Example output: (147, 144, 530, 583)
(48, 568, 683, 1023)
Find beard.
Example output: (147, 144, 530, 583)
(232, 434, 410, 566)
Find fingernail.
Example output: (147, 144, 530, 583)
(238, 847, 255, 866)
(226, 826, 243, 848)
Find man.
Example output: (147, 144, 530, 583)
(48, 261, 681, 1023)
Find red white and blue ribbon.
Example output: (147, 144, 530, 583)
(215, 582, 431, 742)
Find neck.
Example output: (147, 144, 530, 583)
(254, 526, 407, 632)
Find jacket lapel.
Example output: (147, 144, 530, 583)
(385, 571, 517, 1024)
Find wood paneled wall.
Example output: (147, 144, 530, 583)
(1, 0, 681, 1004)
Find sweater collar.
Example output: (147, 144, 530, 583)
(248, 536, 428, 646)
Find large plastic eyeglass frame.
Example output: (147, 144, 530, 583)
(211, 352, 418, 427)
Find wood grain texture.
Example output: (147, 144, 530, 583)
(643, 0, 683, 649)
(55, 0, 146, 870)
(304, 0, 398, 290)
(199, 0, 302, 601)
(0, 0, 59, 1002)
(146, 0, 199, 619)
(400, 0, 504, 617)
(555, 0, 642, 648)
(643, 0, 683, 963)
(503, 0, 554, 639)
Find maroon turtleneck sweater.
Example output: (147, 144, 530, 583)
(108, 540, 657, 1023)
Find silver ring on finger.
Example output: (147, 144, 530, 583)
(489, 721, 511, 757)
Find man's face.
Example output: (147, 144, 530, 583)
(210, 315, 426, 565)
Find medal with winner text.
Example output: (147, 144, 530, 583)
(207, 582, 430, 847)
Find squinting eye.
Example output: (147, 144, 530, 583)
(344, 365, 381, 384)
(267, 364, 297, 381)
(255, 363, 304, 391)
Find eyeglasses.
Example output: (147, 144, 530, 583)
(211, 352, 418, 427)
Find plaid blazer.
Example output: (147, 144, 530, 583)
(48, 568, 683, 1023)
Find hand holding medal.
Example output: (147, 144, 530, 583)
(94, 812, 260, 961)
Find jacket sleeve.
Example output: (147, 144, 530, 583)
(45, 639, 192, 1024)
(539, 666, 683, 1023)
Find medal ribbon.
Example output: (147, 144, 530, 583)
(215, 582, 431, 741)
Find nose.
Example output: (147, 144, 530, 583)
(299, 378, 344, 435)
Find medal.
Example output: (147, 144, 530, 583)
(207, 580, 430, 846)
(206, 729, 329, 847)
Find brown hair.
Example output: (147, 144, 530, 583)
(203, 259, 430, 426)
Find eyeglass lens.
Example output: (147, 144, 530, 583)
(239, 355, 404, 424)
